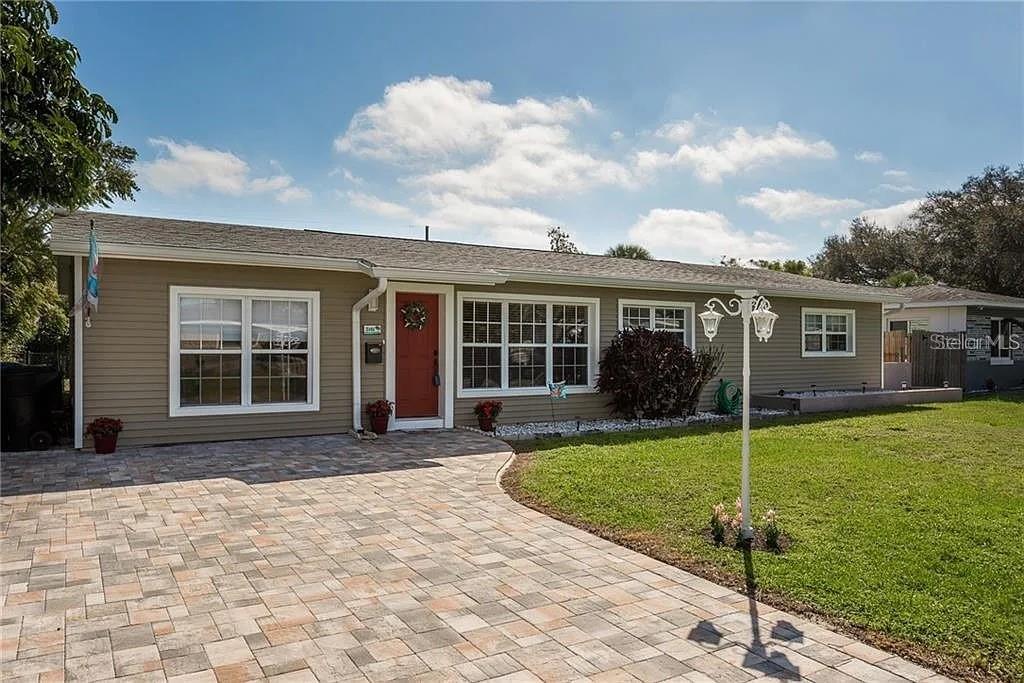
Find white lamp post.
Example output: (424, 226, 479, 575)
(698, 289, 778, 542)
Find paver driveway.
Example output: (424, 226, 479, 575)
(1, 431, 946, 683)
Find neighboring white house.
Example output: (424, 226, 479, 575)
(884, 284, 1024, 391)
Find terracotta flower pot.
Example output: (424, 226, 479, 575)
(369, 414, 389, 435)
(477, 417, 495, 432)
(93, 434, 118, 454)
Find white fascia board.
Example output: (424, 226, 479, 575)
(891, 300, 1024, 310)
(370, 267, 507, 285)
(50, 240, 375, 275)
(501, 272, 909, 304)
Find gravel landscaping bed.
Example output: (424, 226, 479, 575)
(464, 408, 791, 441)
(782, 389, 895, 397)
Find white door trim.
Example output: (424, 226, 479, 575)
(385, 282, 455, 430)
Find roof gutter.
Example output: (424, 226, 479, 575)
(502, 272, 910, 304)
(884, 300, 1024, 310)
(371, 266, 507, 285)
(49, 240, 375, 276)
(351, 277, 388, 432)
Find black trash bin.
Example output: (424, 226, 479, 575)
(1, 363, 63, 451)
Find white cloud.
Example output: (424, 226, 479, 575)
(738, 188, 864, 222)
(329, 167, 365, 185)
(419, 193, 559, 249)
(654, 117, 700, 143)
(410, 124, 634, 200)
(857, 198, 925, 228)
(628, 208, 792, 262)
(878, 183, 919, 194)
(275, 186, 312, 203)
(636, 122, 836, 183)
(344, 190, 561, 250)
(347, 191, 417, 222)
(336, 75, 631, 204)
(609, 130, 624, 142)
(855, 150, 885, 163)
(883, 169, 909, 179)
(138, 138, 310, 203)
(334, 75, 593, 162)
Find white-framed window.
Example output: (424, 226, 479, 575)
(802, 308, 856, 357)
(170, 286, 320, 416)
(457, 293, 600, 397)
(617, 299, 695, 349)
(990, 318, 1014, 365)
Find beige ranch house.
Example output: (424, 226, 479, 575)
(52, 213, 907, 448)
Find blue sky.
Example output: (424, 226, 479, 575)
(56, 2, 1021, 263)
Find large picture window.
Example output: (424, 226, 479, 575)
(618, 299, 695, 349)
(802, 308, 855, 357)
(458, 295, 599, 396)
(170, 287, 319, 416)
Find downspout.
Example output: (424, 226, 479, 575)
(73, 256, 84, 449)
(352, 277, 388, 432)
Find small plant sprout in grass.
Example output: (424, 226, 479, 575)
(710, 503, 728, 545)
(729, 496, 743, 536)
(764, 508, 781, 552)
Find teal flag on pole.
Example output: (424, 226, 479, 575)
(84, 222, 100, 326)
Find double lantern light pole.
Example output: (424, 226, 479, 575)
(698, 289, 778, 542)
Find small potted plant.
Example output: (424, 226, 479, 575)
(86, 417, 124, 454)
(473, 400, 503, 432)
(366, 400, 393, 435)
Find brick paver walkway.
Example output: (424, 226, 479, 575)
(1, 431, 949, 682)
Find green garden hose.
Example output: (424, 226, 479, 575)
(715, 379, 742, 415)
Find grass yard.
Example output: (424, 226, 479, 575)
(505, 393, 1024, 681)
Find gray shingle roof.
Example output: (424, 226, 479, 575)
(51, 211, 906, 302)
(893, 284, 1024, 307)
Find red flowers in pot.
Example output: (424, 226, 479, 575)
(473, 400, 503, 432)
(366, 400, 394, 435)
(85, 417, 124, 454)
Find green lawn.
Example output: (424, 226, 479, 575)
(507, 393, 1024, 681)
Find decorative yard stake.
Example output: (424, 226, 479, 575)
(698, 290, 778, 542)
(547, 381, 568, 421)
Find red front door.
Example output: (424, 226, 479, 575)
(395, 293, 440, 418)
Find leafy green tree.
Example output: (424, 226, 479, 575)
(810, 217, 916, 286)
(750, 258, 813, 276)
(548, 226, 581, 254)
(720, 257, 813, 276)
(912, 165, 1024, 297)
(1, 1, 137, 359)
(811, 166, 1024, 297)
(605, 243, 652, 259)
(882, 270, 934, 288)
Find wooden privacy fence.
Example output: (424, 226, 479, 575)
(884, 330, 909, 363)
(909, 330, 966, 388)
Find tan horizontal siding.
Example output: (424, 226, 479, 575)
(81, 258, 377, 446)
(451, 281, 881, 425)
(83, 260, 883, 446)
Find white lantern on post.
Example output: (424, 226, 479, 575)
(698, 308, 725, 341)
(699, 290, 777, 542)
(751, 304, 778, 342)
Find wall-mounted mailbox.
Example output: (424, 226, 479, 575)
(364, 342, 383, 364)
